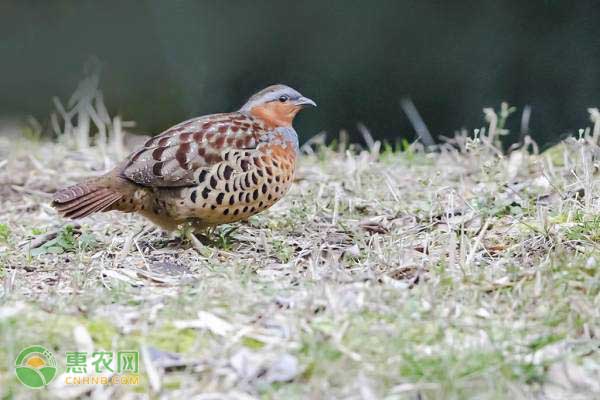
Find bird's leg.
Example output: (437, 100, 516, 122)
(176, 219, 214, 253)
(181, 221, 239, 250)
(176, 221, 204, 252)
(188, 219, 213, 243)
(185, 229, 206, 253)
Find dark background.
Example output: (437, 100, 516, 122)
(0, 0, 599, 146)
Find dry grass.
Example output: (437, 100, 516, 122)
(1, 111, 600, 399)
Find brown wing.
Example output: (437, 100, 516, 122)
(120, 112, 266, 187)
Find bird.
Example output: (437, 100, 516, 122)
(52, 84, 316, 232)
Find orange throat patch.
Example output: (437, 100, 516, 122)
(250, 102, 301, 128)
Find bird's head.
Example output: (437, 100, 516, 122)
(239, 84, 316, 128)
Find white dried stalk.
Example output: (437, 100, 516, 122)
(50, 62, 130, 158)
(589, 108, 600, 143)
(111, 116, 125, 159)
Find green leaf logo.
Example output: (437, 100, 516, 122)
(14, 345, 58, 389)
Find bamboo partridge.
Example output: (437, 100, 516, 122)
(52, 84, 316, 231)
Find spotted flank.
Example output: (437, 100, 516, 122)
(170, 142, 296, 224)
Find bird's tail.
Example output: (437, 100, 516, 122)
(52, 177, 125, 219)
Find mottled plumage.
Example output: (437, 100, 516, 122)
(52, 84, 316, 231)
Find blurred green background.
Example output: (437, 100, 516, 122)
(0, 0, 598, 145)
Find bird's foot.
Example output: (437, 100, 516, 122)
(176, 220, 213, 253)
(178, 221, 240, 251)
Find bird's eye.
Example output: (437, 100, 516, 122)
(278, 95, 289, 102)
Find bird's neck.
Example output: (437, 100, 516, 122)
(248, 103, 300, 129)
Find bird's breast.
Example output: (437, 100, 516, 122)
(259, 127, 300, 155)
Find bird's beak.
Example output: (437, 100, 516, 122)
(295, 96, 317, 108)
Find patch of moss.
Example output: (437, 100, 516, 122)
(147, 324, 198, 353)
(86, 319, 119, 349)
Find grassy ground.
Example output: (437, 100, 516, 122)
(1, 120, 600, 399)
